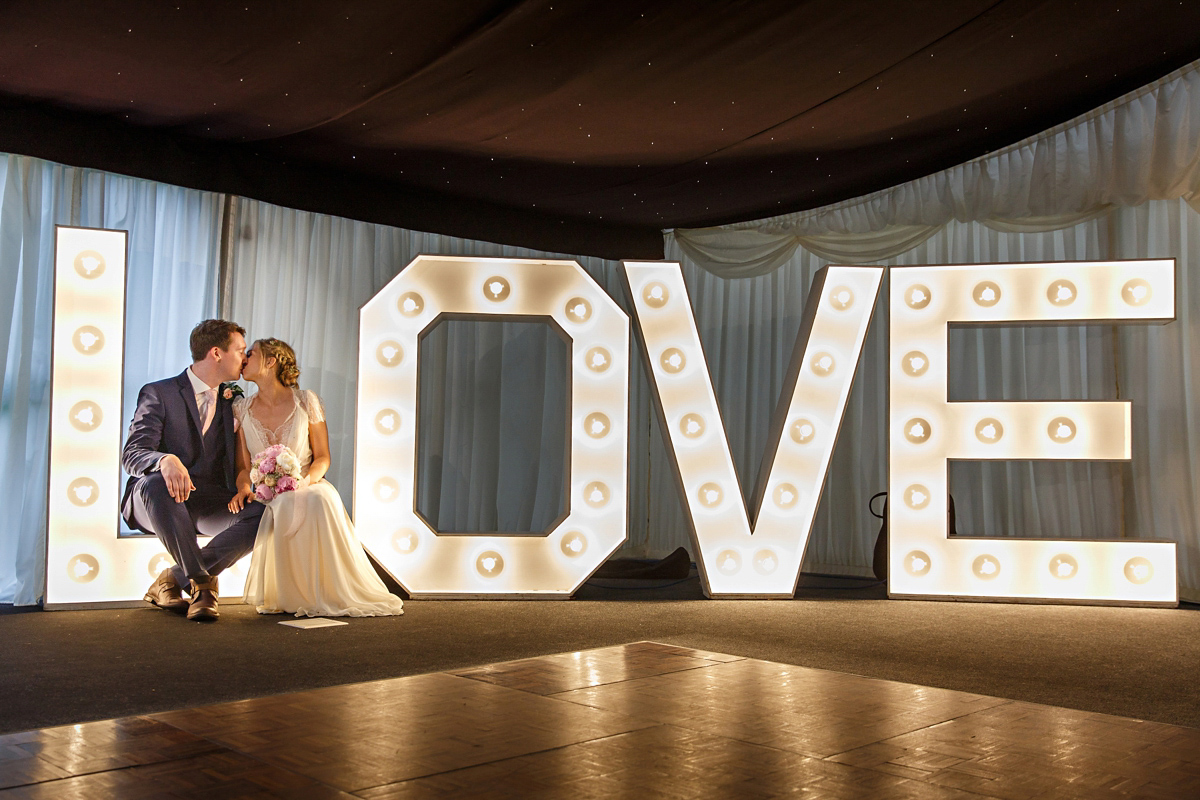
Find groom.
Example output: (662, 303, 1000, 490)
(121, 319, 264, 621)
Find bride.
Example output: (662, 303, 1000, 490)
(227, 338, 404, 617)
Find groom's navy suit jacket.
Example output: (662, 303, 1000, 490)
(120, 370, 238, 533)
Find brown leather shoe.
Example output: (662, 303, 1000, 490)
(144, 568, 187, 611)
(187, 576, 219, 621)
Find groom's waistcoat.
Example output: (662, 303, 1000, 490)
(188, 409, 229, 487)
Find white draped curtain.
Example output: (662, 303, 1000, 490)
(0, 153, 221, 605)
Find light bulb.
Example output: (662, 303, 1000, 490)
(1122, 278, 1152, 307)
(73, 250, 107, 279)
(680, 413, 705, 439)
(810, 352, 835, 376)
(68, 400, 102, 432)
(1124, 557, 1153, 585)
(560, 532, 587, 557)
(717, 549, 741, 575)
(67, 477, 99, 506)
(72, 326, 105, 355)
(67, 554, 99, 583)
(392, 529, 418, 554)
(147, 553, 173, 578)
(476, 551, 504, 576)
(584, 346, 612, 374)
(972, 281, 1001, 307)
(376, 340, 404, 367)
(565, 297, 592, 323)
(905, 284, 931, 309)
(829, 286, 854, 310)
(698, 482, 722, 508)
(397, 292, 424, 317)
(904, 484, 930, 509)
(904, 550, 931, 576)
(901, 350, 929, 377)
(1047, 279, 1077, 307)
(789, 418, 816, 444)
(374, 477, 399, 502)
(584, 412, 611, 439)
(584, 481, 610, 508)
(483, 276, 511, 301)
(374, 409, 401, 435)
(642, 282, 669, 308)
(1049, 554, 1078, 579)
(972, 555, 1000, 580)
(904, 418, 931, 444)
(974, 418, 1004, 443)
(660, 348, 686, 374)
(753, 549, 778, 574)
(774, 483, 799, 508)
(1047, 417, 1076, 443)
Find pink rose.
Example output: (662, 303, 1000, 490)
(275, 475, 298, 493)
(254, 483, 276, 503)
(259, 456, 277, 474)
(267, 444, 285, 458)
(223, 388, 233, 400)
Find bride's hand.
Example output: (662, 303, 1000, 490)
(228, 487, 256, 513)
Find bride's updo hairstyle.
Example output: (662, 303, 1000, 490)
(255, 338, 300, 388)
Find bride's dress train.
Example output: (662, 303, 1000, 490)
(235, 389, 404, 617)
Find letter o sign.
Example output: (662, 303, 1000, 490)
(354, 256, 629, 597)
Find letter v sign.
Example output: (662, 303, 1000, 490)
(623, 262, 884, 597)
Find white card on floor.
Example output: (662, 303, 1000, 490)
(279, 618, 349, 629)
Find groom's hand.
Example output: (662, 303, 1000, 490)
(160, 455, 196, 502)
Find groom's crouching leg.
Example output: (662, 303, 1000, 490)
(131, 473, 208, 590)
(192, 489, 265, 577)
(187, 575, 219, 622)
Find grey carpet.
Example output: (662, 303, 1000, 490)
(2, 574, 1198, 735)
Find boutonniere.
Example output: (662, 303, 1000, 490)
(220, 382, 245, 401)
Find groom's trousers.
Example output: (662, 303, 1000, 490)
(129, 472, 263, 589)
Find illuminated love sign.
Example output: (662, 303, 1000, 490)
(45, 236, 1179, 607)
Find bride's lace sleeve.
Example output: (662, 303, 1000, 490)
(301, 389, 326, 424)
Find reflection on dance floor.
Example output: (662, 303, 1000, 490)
(2, 641, 1198, 798)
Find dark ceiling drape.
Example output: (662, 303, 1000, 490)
(2, 0, 1199, 257)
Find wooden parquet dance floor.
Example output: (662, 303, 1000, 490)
(2, 641, 1198, 799)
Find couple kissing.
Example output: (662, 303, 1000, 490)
(121, 319, 404, 621)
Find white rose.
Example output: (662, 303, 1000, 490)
(276, 451, 299, 475)
(264, 474, 277, 487)
(249, 467, 261, 484)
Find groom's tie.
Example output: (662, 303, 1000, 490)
(199, 387, 217, 435)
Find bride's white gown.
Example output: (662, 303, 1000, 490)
(235, 389, 404, 617)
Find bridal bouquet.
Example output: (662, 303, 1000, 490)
(249, 444, 302, 503)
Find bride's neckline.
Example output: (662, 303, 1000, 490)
(247, 389, 298, 437)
